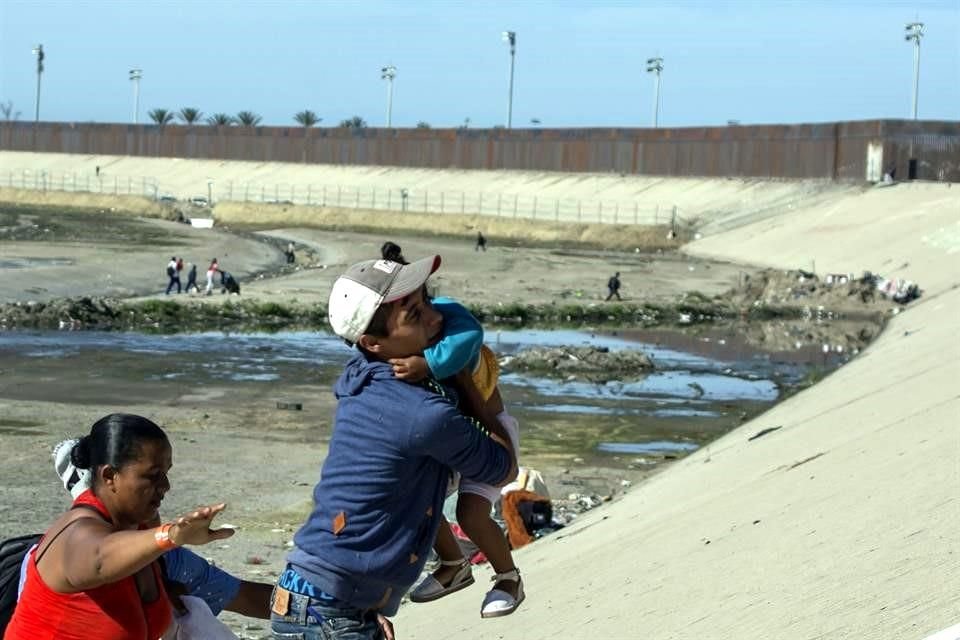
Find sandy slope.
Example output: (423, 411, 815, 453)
(397, 182, 960, 639)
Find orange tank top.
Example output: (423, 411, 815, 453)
(3, 491, 172, 640)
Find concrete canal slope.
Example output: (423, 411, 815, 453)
(0, 151, 858, 226)
(398, 181, 960, 639)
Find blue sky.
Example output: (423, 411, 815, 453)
(0, 0, 957, 128)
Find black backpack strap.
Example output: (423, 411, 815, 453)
(34, 503, 109, 566)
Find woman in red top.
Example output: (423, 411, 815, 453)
(5, 413, 234, 640)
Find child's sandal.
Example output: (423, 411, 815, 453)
(409, 558, 475, 603)
(480, 568, 525, 618)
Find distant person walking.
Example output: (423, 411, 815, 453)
(205, 258, 220, 296)
(184, 263, 199, 293)
(285, 242, 296, 264)
(165, 256, 181, 295)
(475, 231, 487, 252)
(605, 272, 622, 301)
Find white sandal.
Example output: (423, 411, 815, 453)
(409, 558, 475, 603)
(480, 568, 525, 618)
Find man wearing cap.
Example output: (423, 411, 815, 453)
(271, 256, 518, 640)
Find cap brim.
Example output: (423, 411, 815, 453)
(383, 255, 441, 303)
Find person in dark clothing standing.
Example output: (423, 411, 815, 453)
(475, 231, 487, 252)
(184, 263, 199, 293)
(606, 271, 622, 301)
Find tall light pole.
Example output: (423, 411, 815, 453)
(381, 65, 396, 128)
(502, 30, 516, 129)
(646, 57, 663, 128)
(129, 68, 143, 124)
(31, 44, 44, 123)
(904, 22, 924, 120)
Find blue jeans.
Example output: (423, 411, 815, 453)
(271, 587, 385, 640)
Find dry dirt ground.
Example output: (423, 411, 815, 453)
(0, 195, 739, 307)
(0, 200, 888, 315)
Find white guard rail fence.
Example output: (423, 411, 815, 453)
(2, 168, 160, 199)
(0, 168, 687, 227)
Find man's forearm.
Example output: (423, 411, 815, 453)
(453, 370, 510, 448)
(453, 369, 518, 483)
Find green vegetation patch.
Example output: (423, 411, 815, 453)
(0, 206, 178, 246)
(0, 295, 859, 334)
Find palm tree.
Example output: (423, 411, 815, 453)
(0, 100, 21, 121)
(295, 110, 321, 163)
(338, 116, 366, 129)
(416, 121, 431, 129)
(178, 107, 203, 124)
(206, 113, 235, 126)
(236, 111, 262, 127)
(148, 108, 174, 126)
(294, 110, 321, 127)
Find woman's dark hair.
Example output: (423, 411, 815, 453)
(71, 414, 168, 482)
(380, 241, 407, 265)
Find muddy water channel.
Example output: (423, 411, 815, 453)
(0, 321, 867, 474)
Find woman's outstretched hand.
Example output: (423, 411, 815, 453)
(168, 503, 235, 546)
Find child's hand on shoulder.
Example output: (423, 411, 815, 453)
(389, 355, 430, 382)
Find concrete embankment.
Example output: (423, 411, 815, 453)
(0, 150, 859, 229)
(399, 181, 960, 639)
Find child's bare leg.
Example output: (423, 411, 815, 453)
(431, 516, 467, 584)
(409, 514, 474, 603)
(457, 493, 519, 599)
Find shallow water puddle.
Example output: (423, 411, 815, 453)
(0, 324, 858, 465)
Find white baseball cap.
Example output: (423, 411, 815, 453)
(328, 255, 441, 344)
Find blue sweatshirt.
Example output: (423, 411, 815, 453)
(287, 351, 512, 615)
(424, 297, 483, 379)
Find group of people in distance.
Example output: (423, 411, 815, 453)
(5, 240, 524, 640)
(164, 257, 238, 296)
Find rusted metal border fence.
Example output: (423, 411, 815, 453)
(1, 119, 957, 182)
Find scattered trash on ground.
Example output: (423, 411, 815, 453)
(728, 268, 922, 309)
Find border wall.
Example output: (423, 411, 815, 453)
(1, 119, 957, 182)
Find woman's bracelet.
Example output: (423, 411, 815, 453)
(154, 523, 179, 550)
